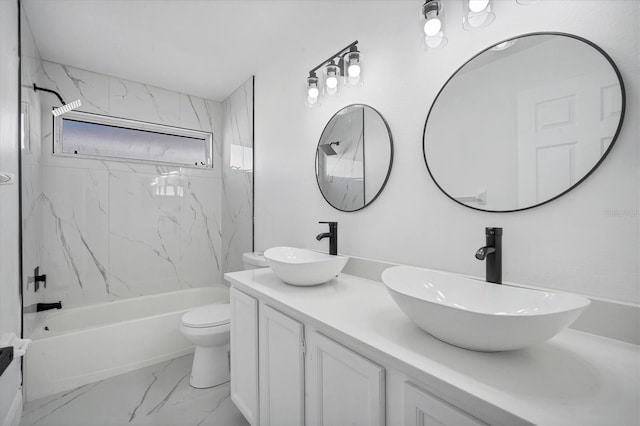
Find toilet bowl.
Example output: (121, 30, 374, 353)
(180, 303, 231, 388)
(181, 253, 268, 389)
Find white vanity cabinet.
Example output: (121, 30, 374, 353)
(230, 288, 260, 425)
(305, 329, 385, 426)
(227, 269, 639, 426)
(230, 287, 385, 426)
(258, 304, 305, 426)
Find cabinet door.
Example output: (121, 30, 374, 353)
(306, 330, 385, 426)
(230, 288, 259, 425)
(259, 304, 305, 426)
(404, 382, 484, 426)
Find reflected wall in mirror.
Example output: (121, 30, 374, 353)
(316, 104, 393, 212)
(423, 33, 625, 212)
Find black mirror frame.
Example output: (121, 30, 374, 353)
(315, 104, 394, 212)
(422, 32, 626, 213)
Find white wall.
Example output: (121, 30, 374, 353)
(254, 1, 639, 304)
(0, 0, 23, 423)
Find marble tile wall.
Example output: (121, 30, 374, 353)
(28, 61, 229, 310)
(221, 77, 254, 274)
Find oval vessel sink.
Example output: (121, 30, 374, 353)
(382, 266, 590, 351)
(264, 247, 349, 287)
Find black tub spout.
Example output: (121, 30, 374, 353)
(36, 302, 62, 312)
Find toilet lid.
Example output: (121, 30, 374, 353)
(182, 304, 230, 328)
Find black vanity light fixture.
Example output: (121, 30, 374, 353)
(422, 0, 447, 49)
(305, 40, 362, 108)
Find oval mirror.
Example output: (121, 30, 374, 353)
(423, 33, 625, 212)
(316, 104, 393, 212)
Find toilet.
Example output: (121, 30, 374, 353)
(242, 251, 269, 270)
(180, 252, 268, 388)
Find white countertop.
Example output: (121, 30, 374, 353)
(226, 268, 640, 426)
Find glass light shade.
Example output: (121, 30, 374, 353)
(324, 63, 340, 95)
(422, 1, 447, 50)
(462, 0, 495, 31)
(305, 74, 321, 108)
(345, 51, 363, 86)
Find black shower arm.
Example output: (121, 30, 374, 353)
(33, 84, 66, 105)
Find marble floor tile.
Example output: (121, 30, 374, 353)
(21, 355, 249, 426)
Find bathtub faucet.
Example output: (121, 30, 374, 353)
(36, 302, 62, 312)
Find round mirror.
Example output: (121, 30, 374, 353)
(316, 104, 393, 212)
(423, 33, 625, 212)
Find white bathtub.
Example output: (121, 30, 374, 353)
(25, 287, 228, 402)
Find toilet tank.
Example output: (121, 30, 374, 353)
(242, 252, 268, 270)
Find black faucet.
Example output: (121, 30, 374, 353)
(316, 221, 338, 255)
(475, 227, 502, 284)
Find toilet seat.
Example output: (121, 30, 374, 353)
(182, 303, 230, 328)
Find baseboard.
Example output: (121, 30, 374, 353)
(342, 255, 640, 346)
(3, 388, 22, 426)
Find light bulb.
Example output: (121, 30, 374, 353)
(308, 87, 319, 99)
(469, 0, 489, 13)
(423, 17, 442, 36)
(326, 76, 338, 89)
(347, 63, 361, 78)
(307, 96, 318, 105)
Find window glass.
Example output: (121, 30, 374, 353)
(55, 112, 212, 167)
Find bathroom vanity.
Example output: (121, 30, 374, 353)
(225, 268, 639, 426)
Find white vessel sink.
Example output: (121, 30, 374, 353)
(264, 247, 349, 287)
(382, 266, 590, 352)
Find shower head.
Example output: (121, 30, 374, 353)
(32, 84, 82, 116)
(52, 99, 82, 117)
(319, 141, 340, 156)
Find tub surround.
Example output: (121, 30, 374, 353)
(221, 78, 254, 275)
(32, 61, 224, 309)
(21, 57, 255, 312)
(226, 268, 639, 425)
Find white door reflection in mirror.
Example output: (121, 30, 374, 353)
(517, 72, 621, 207)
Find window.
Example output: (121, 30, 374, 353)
(54, 111, 213, 168)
